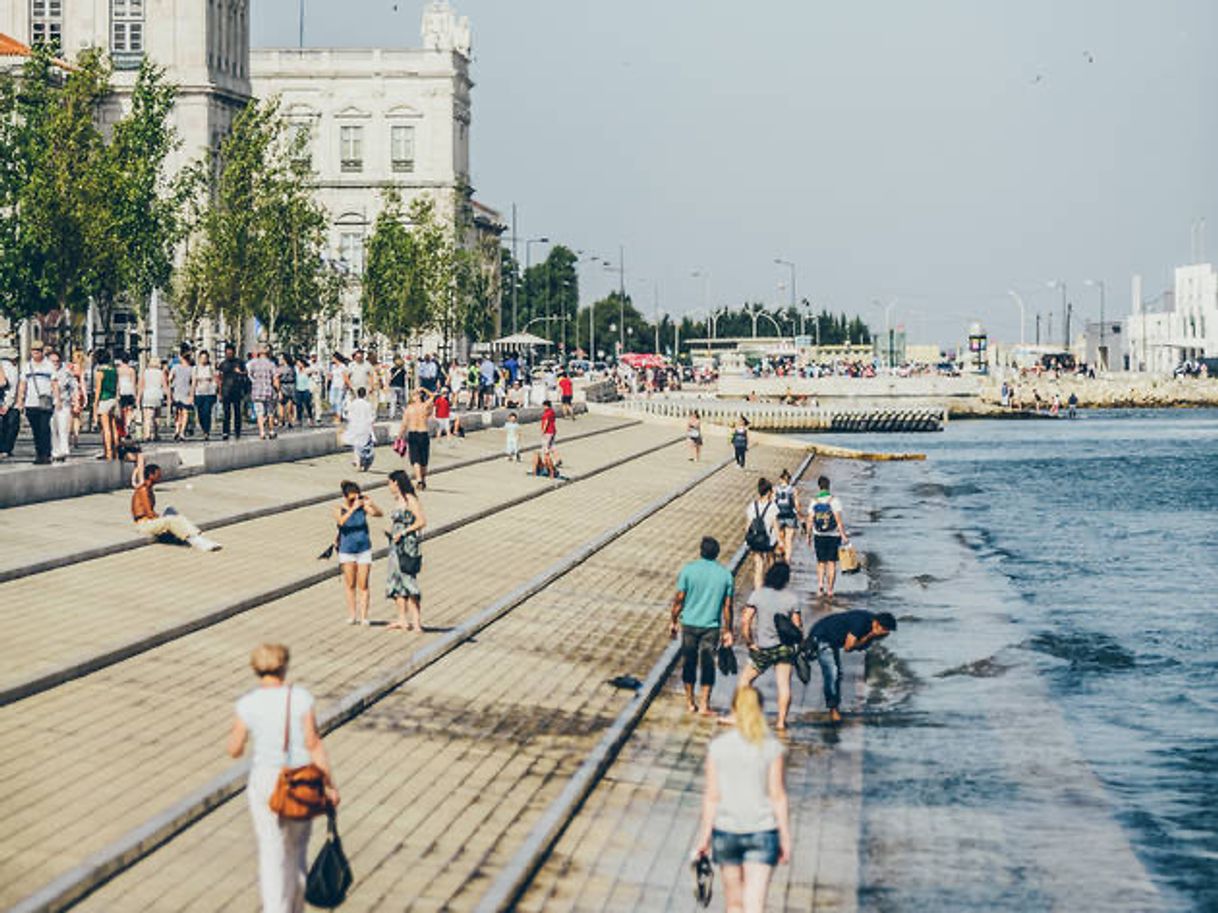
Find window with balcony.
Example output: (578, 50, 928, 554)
(30, 0, 63, 53)
(111, 0, 145, 66)
(340, 126, 363, 173)
(391, 125, 415, 173)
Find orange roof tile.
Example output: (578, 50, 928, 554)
(0, 32, 33, 57)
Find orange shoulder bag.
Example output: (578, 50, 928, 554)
(268, 686, 331, 820)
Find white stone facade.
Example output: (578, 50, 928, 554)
(250, 18, 474, 352)
(1126, 265, 1218, 372)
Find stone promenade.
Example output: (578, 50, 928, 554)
(0, 411, 873, 912)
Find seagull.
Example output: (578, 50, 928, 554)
(1083, 51, 1095, 63)
(1031, 74, 1044, 84)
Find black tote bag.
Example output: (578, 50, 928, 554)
(305, 811, 354, 908)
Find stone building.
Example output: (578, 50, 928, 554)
(1, 0, 252, 355)
(2, 0, 502, 358)
(250, 0, 504, 354)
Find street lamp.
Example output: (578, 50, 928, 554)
(774, 258, 796, 309)
(1084, 278, 1106, 370)
(871, 298, 898, 369)
(1047, 280, 1067, 347)
(1007, 289, 1026, 345)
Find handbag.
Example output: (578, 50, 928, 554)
(838, 544, 861, 574)
(268, 687, 331, 820)
(305, 810, 354, 908)
(392, 436, 408, 457)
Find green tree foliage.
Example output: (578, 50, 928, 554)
(361, 189, 427, 344)
(0, 49, 194, 338)
(517, 245, 579, 350)
(177, 99, 341, 348)
(576, 291, 651, 355)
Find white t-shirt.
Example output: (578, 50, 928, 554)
(21, 359, 55, 409)
(347, 360, 374, 392)
(745, 499, 779, 547)
(235, 684, 315, 770)
(343, 397, 375, 446)
(709, 729, 784, 833)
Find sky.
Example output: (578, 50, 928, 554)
(252, 0, 1218, 345)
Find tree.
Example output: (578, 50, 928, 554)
(577, 291, 650, 356)
(361, 189, 427, 344)
(177, 98, 341, 348)
(0, 50, 194, 347)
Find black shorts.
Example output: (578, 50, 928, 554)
(172, 400, 192, 413)
(561, 395, 573, 405)
(119, 395, 136, 410)
(813, 535, 840, 563)
(406, 430, 430, 467)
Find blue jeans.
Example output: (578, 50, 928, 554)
(712, 828, 780, 867)
(816, 642, 843, 710)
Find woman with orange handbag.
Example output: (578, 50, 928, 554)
(227, 644, 341, 913)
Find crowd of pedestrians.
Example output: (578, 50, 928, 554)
(670, 461, 897, 911)
(0, 342, 581, 466)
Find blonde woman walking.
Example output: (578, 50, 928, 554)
(693, 686, 791, 913)
(227, 644, 339, 913)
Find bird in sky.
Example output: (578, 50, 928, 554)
(1083, 51, 1095, 63)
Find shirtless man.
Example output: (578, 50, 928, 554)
(398, 388, 434, 490)
(131, 463, 220, 551)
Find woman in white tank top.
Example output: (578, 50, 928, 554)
(138, 357, 167, 441)
(227, 644, 340, 913)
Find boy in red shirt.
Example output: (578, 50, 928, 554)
(558, 372, 575, 420)
(434, 388, 453, 440)
(540, 399, 557, 453)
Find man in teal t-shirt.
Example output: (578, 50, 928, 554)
(669, 536, 736, 715)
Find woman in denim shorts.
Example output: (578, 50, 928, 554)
(693, 686, 791, 911)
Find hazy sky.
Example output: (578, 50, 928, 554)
(253, 0, 1218, 344)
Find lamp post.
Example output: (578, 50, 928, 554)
(871, 298, 897, 369)
(774, 258, 796, 309)
(1084, 278, 1106, 370)
(524, 236, 550, 328)
(1007, 290, 1026, 345)
(1047, 280, 1067, 347)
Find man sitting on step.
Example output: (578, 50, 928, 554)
(131, 463, 221, 551)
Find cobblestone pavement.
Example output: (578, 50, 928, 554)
(64, 452, 789, 913)
(0, 417, 649, 696)
(1, 425, 794, 909)
(518, 489, 871, 913)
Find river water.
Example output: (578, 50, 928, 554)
(801, 409, 1218, 912)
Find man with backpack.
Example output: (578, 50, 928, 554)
(808, 474, 850, 597)
(745, 477, 779, 589)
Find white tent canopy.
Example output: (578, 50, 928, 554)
(492, 332, 553, 347)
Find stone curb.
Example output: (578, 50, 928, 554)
(0, 417, 635, 585)
(0, 424, 668, 709)
(471, 450, 816, 913)
(6, 453, 734, 913)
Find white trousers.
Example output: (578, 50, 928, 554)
(51, 407, 72, 459)
(247, 766, 313, 913)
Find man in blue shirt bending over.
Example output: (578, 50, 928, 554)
(670, 536, 736, 716)
(806, 609, 897, 722)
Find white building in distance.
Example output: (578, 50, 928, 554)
(1126, 264, 1217, 372)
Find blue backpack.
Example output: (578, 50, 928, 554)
(811, 497, 838, 534)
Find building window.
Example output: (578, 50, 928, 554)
(391, 125, 415, 173)
(30, 0, 63, 52)
(340, 126, 363, 173)
(112, 0, 145, 60)
(289, 122, 312, 167)
(338, 232, 364, 273)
